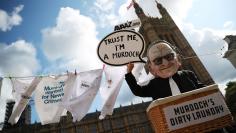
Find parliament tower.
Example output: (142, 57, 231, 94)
(133, 0, 214, 85)
(223, 35, 236, 69)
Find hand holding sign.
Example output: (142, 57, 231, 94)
(97, 30, 146, 66)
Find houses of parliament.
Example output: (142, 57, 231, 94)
(1, 0, 214, 132)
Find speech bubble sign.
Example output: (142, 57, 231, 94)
(97, 30, 146, 66)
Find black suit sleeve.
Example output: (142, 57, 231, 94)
(125, 72, 151, 97)
(187, 71, 205, 89)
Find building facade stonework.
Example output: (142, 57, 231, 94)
(223, 35, 236, 69)
(1, 102, 154, 133)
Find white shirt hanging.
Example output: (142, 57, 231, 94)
(99, 65, 126, 119)
(34, 75, 69, 125)
(9, 77, 41, 124)
(62, 69, 103, 122)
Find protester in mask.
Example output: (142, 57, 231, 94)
(125, 40, 229, 133)
(125, 40, 205, 100)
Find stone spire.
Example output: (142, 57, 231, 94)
(155, 0, 174, 24)
(132, 0, 146, 19)
(155, 0, 167, 15)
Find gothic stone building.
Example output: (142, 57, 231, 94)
(1, 101, 153, 133)
(1, 1, 214, 133)
(223, 35, 236, 69)
(133, 0, 214, 85)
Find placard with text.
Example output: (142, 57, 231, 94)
(97, 30, 146, 66)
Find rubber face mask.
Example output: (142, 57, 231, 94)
(150, 57, 180, 78)
(148, 42, 180, 78)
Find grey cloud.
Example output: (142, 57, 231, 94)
(182, 26, 236, 83)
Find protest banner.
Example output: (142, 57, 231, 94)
(147, 84, 233, 133)
(163, 91, 230, 131)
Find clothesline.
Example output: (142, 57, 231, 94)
(0, 49, 235, 79)
(181, 50, 223, 60)
(181, 48, 236, 60)
(4, 66, 126, 124)
(0, 70, 79, 79)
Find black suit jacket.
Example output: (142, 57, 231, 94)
(125, 70, 205, 100)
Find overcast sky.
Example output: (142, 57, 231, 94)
(0, 0, 236, 125)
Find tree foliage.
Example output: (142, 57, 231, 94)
(225, 81, 236, 120)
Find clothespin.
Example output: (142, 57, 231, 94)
(8, 75, 12, 79)
(74, 69, 77, 75)
(38, 75, 43, 79)
(221, 46, 225, 50)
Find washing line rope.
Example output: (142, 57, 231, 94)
(0, 49, 235, 79)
